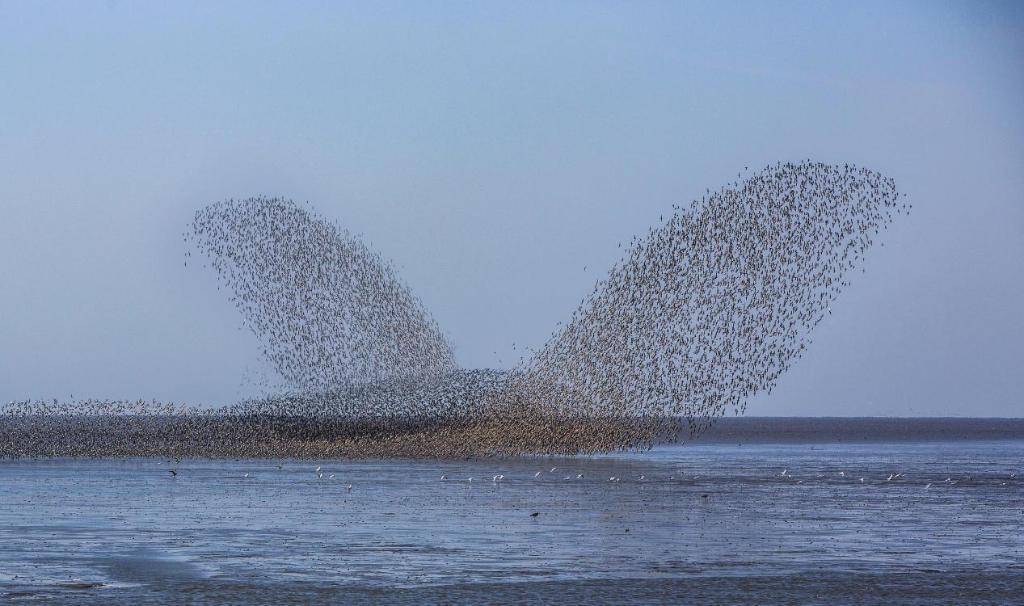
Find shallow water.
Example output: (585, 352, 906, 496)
(1, 435, 1022, 604)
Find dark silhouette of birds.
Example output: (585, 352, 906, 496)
(0, 161, 909, 458)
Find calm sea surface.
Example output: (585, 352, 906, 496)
(1, 419, 1022, 605)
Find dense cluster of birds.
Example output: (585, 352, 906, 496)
(189, 196, 457, 390)
(1, 161, 909, 458)
(510, 161, 908, 438)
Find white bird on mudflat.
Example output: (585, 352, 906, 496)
(440, 474, 447, 480)
(316, 466, 321, 473)
(534, 471, 542, 478)
(925, 483, 932, 489)
(550, 467, 557, 473)
(780, 469, 788, 477)
(346, 484, 352, 491)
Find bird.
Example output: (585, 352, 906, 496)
(1, 161, 910, 460)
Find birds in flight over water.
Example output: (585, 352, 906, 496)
(2, 160, 910, 458)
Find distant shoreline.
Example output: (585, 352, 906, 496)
(691, 417, 1024, 444)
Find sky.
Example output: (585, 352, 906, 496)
(1, 1, 1021, 416)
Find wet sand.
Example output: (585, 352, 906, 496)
(1, 429, 1021, 604)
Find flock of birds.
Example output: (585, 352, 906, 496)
(0, 160, 909, 458)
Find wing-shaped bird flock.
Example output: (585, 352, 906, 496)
(1, 161, 909, 457)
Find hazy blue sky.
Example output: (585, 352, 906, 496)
(2, 1, 1021, 416)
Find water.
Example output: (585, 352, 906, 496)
(1, 423, 1022, 604)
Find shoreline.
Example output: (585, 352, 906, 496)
(3, 415, 1022, 459)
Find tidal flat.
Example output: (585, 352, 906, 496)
(1, 420, 1021, 605)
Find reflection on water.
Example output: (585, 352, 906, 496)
(1, 438, 1022, 604)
